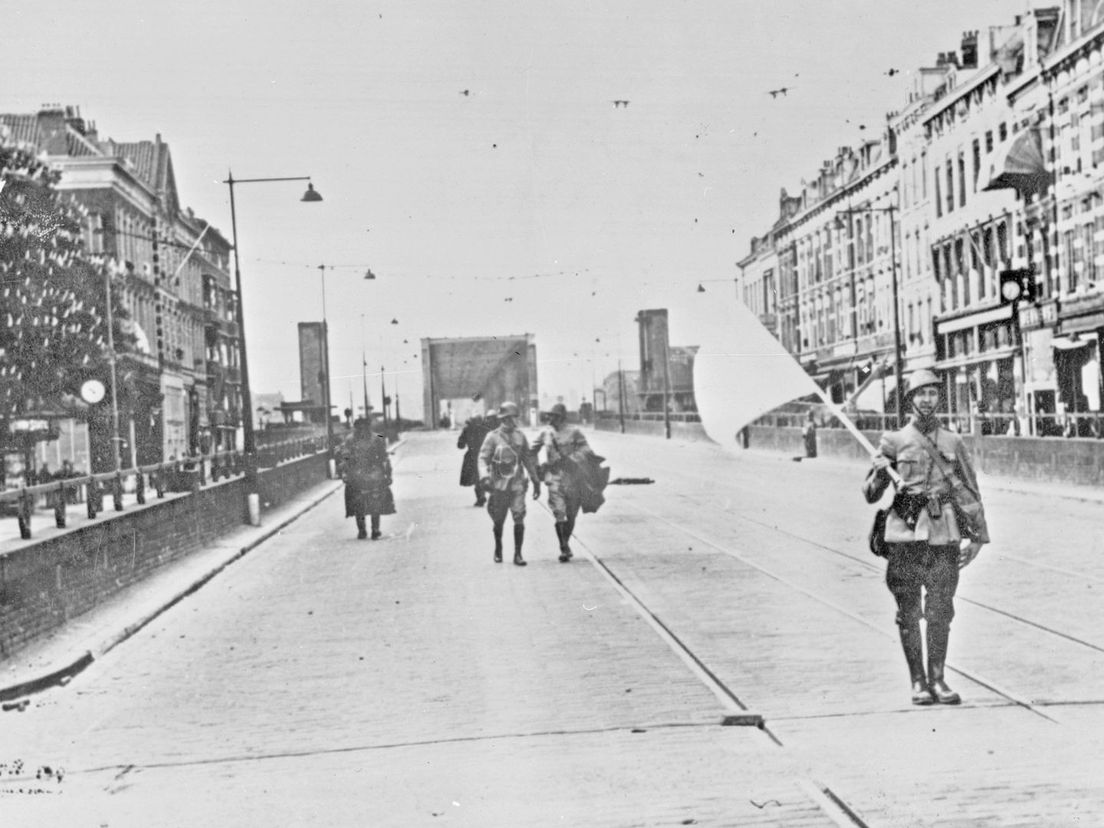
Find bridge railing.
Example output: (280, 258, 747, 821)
(0, 434, 328, 542)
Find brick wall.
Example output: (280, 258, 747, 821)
(0, 453, 328, 660)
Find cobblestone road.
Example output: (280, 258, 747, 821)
(2, 430, 1102, 826)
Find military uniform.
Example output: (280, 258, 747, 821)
(535, 407, 591, 562)
(478, 403, 540, 565)
(863, 370, 989, 705)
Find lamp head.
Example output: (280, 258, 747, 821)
(301, 182, 323, 202)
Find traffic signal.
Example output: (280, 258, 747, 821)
(999, 268, 1037, 305)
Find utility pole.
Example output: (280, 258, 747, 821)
(617, 360, 626, 433)
(662, 341, 672, 440)
(380, 365, 389, 428)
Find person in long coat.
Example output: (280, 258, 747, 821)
(457, 414, 491, 506)
(336, 418, 396, 540)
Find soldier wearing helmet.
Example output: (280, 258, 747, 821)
(863, 368, 989, 706)
(535, 402, 594, 562)
(478, 401, 541, 566)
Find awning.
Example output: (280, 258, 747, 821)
(982, 128, 1049, 194)
(1051, 336, 1091, 350)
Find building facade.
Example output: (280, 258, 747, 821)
(0, 106, 243, 468)
(741, 4, 1104, 437)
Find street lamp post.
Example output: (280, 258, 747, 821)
(223, 171, 322, 525)
(317, 264, 335, 478)
(103, 267, 123, 472)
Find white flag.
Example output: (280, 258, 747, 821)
(692, 297, 821, 448)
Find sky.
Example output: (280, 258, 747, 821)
(1, 0, 1042, 419)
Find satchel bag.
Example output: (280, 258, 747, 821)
(916, 433, 981, 541)
(868, 508, 890, 558)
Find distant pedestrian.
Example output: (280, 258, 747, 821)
(863, 369, 989, 706)
(535, 403, 593, 562)
(457, 413, 491, 506)
(336, 418, 396, 540)
(802, 411, 818, 458)
(478, 401, 541, 566)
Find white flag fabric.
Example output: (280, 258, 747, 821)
(692, 296, 821, 448)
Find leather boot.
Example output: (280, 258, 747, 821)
(370, 514, 382, 540)
(927, 623, 961, 704)
(899, 624, 933, 705)
(493, 523, 503, 563)
(355, 516, 368, 540)
(556, 523, 573, 562)
(513, 524, 527, 566)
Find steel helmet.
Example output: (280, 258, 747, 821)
(498, 401, 519, 418)
(550, 403, 568, 418)
(905, 369, 941, 398)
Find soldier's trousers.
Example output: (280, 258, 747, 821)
(885, 542, 960, 631)
(545, 472, 581, 524)
(487, 486, 527, 524)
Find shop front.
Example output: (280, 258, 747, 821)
(1054, 291, 1104, 437)
(934, 303, 1022, 434)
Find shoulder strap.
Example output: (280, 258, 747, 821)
(915, 428, 977, 497)
(915, 428, 953, 477)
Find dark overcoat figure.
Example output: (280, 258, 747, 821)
(336, 418, 396, 540)
(457, 415, 490, 505)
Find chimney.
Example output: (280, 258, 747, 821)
(960, 30, 979, 69)
(36, 104, 69, 154)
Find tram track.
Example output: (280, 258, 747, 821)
(628, 447, 1104, 667)
(555, 506, 874, 828)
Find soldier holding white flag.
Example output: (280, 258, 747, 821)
(862, 369, 989, 706)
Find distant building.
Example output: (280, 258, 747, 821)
(634, 309, 698, 413)
(421, 334, 538, 427)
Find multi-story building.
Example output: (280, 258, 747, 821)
(740, 6, 1104, 436)
(918, 23, 1046, 431)
(1027, 2, 1104, 435)
(0, 106, 242, 468)
(757, 135, 902, 408)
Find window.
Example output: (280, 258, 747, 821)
(958, 152, 967, 206)
(934, 172, 943, 217)
(997, 221, 1009, 263)
(972, 139, 981, 191)
(1095, 216, 1104, 284)
(985, 130, 993, 154)
(1064, 229, 1078, 291)
(1083, 221, 1096, 284)
(945, 159, 955, 214)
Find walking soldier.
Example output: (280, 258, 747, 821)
(535, 403, 592, 562)
(862, 369, 989, 705)
(478, 402, 541, 566)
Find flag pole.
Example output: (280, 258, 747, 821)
(809, 385, 902, 486)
